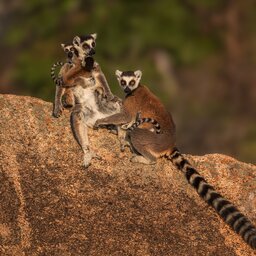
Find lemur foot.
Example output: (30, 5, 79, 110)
(121, 123, 131, 130)
(130, 155, 156, 165)
(120, 141, 131, 152)
(94, 120, 104, 129)
(121, 111, 142, 130)
(91, 151, 102, 160)
(105, 94, 115, 101)
(83, 153, 93, 168)
(52, 104, 64, 118)
(83, 150, 102, 168)
(62, 100, 74, 109)
(107, 125, 118, 135)
(109, 129, 118, 135)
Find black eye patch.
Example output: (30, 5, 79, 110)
(129, 80, 135, 86)
(121, 80, 126, 86)
(92, 42, 96, 48)
(82, 43, 90, 49)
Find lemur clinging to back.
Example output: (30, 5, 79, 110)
(94, 70, 256, 250)
(51, 42, 78, 117)
(52, 33, 114, 118)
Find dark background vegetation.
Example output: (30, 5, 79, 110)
(1, 0, 255, 163)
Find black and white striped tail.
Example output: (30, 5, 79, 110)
(167, 147, 256, 250)
(128, 118, 161, 134)
(50, 61, 63, 85)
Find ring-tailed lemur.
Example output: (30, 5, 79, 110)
(52, 33, 99, 118)
(50, 43, 77, 85)
(58, 55, 125, 167)
(52, 33, 116, 118)
(51, 33, 97, 86)
(94, 70, 256, 250)
(51, 43, 79, 117)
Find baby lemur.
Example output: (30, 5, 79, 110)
(51, 42, 78, 117)
(58, 56, 123, 167)
(94, 70, 256, 250)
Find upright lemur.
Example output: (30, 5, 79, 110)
(94, 70, 256, 250)
(51, 33, 114, 118)
(53, 34, 126, 167)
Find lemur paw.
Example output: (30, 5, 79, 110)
(83, 151, 101, 168)
(91, 151, 102, 160)
(62, 97, 74, 109)
(112, 96, 122, 103)
(83, 154, 92, 168)
(104, 94, 115, 101)
(121, 123, 131, 130)
(120, 141, 131, 152)
(93, 120, 104, 130)
(135, 111, 142, 121)
(130, 155, 156, 165)
(52, 104, 64, 118)
(56, 77, 64, 87)
(93, 122, 99, 130)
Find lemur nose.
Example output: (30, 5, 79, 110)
(124, 87, 131, 94)
(68, 52, 73, 58)
(89, 49, 96, 56)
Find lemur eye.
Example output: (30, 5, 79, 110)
(121, 80, 126, 86)
(65, 49, 69, 53)
(129, 80, 135, 86)
(92, 42, 95, 48)
(83, 43, 89, 49)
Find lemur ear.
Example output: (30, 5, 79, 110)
(115, 70, 122, 79)
(73, 36, 81, 46)
(61, 43, 65, 49)
(134, 70, 142, 80)
(91, 33, 97, 40)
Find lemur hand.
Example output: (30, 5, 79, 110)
(56, 77, 64, 87)
(135, 111, 142, 121)
(81, 57, 86, 68)
(52, 102, 64, 118)
(105, 94, 115, 101)
(93, 120, 101, 130)
(112, 95, 122, 103)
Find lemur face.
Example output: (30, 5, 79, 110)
(73, 33, 97, 58)
(115, 70, 142, 94)
(61, 43, 78, 63)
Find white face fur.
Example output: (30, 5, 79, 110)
(115, 70, 142, 94)
(72, 33, 97, 59)
(61, 43, 78, 62)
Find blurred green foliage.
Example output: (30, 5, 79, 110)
(3, 0, 223, 99)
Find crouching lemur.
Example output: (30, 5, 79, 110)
(94, 69, 256, 250)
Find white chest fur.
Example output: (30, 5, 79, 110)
(72, 86, 95, 105)
(72, 85, 119, 128)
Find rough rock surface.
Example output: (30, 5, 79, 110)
(0, 94, 255, 256)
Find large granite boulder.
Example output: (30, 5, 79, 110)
(0, 94, 255, 255)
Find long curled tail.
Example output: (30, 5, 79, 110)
(167, 147, 256, 250)
(50, 61, 64, 85)
(128, 117, 161, 134)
